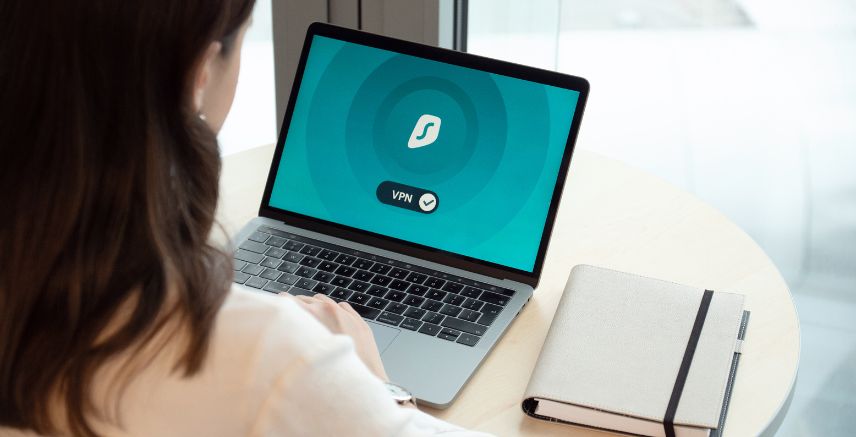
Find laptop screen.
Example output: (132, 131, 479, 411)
(267, 35, 580, 273)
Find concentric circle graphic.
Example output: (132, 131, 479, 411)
(304, 45, 554, 248)
(342, 54, 508, 211)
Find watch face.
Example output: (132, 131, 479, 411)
(385, 382, 412, 402)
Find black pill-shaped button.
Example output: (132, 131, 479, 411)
(376, 181, 438, 214)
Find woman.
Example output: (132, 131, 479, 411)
(0, 1, 491, 436)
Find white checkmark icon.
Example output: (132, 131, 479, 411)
(418, 193, 437, 212)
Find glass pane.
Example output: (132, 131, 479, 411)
(467, 1, 856, 434)
(218, 0, 277, 156)
(467, 0, 561, 70)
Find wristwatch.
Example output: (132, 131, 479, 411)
(384, 382, 416, 407)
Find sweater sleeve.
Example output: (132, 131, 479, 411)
(247, 297, 494, 437)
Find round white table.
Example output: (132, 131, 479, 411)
(218, 144, 800, 436)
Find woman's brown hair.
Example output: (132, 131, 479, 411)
(0, 0, 255, 435)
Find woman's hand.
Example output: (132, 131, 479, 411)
(285, 293, 389, 382)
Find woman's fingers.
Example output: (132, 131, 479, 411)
(338, 301, 360, 318)
(311, 294, 363, 324)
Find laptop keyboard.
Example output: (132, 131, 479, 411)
(232, 225, 515, 347)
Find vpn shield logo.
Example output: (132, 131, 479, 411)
(407, 114, 442, 149)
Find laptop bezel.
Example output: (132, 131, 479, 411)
(257, 22, 589, 288)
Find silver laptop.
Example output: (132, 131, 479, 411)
(231, 23, 589, 408)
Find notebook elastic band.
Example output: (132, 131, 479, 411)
(664, 289, 714, 437)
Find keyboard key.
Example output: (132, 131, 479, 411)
(299, 245, 321, 256)
(367, 297, 389, 310)
(248, 231, 269, 243)
(313, 283, 334, 295)
(402, 295, 424, 307)
(266, 236, 288, 247)
(421, 300, 443, 312)
(276, 274, 299, 285)
(418, 323, 441, 336)
(439, 305, 462, 317)
(233, 271, 250, 284)
(241, 264, 264, 276)
(442, 282, 464, 294)
(459, 308, 480, 322)
(441, 317, 487, 336)
(461, 286, 482, 299)
(385, 302, 407, 314)
(283, 252, 303, 263)
(443, 294, 465, 306)
(317, 261, 338, 272)
(353, 259, 373, 270)
(318, 249, 338, 261)
(233, 260, 247, 271)
(265, 247, 287, 258)
(350, 303, 381, 320)
(457, 333, 480, 347)
(400, 318, 422, 331)
(245, 276, 267, 289)
(313, 271, 333, 283)
(370, 275, 392, 287)
(426, 289, 446, 301)
(239, 240, 268, 254)
(405, 272, 427, 284)
(462, 298, 484, 311)
(407, 284, 429, 296)
(295, 267, 317, 278)
(260, 257, 282, 269)
(277, 262, 299, 274)
(347, 281, 369, 292)
(440, 328, 461, 337)
(263, 281, 289, 294)
(389, 268, 408, 279)
(260, 268, 281, 281)
(283, 240, 304, 251)
(288, 287, 315, 297)
(478, 291, 509, 306)
(403, 307, 426, 319)
(334, 265, 356, 277)
(353, 271, 373, 282)
(425, 277, 445, 288)
(369, 263, 391, 275)
(481, 303, 502, 316)
(422, 312, 444, 325)
(377, 312, 404, 326)
(331, 276, 352, 287)
(388, 279, 410, 291)
(385, 290, 406, 302)
(438, 332, 458, 341)
(295, 278, 318, 290)
(330, 288, 352, 300)
(234, 249, 264, 264)
(299, 257, 321, 268)
(478, 313, 497, 326)
(366, 285, 388, 297)
(334, 254, 356, 265)
(348, 293, 370, 305)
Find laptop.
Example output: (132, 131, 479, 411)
(231, 22, 588, 408)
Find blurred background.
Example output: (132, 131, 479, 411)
(219, 1, 856, 434)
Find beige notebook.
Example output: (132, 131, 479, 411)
(522, 265, 749, 437)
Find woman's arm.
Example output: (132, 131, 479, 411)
(247, 294, 493, 436)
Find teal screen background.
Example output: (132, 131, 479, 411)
(269, 36, 580, 272)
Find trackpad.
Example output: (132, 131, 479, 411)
(367, 322, 400, 355)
